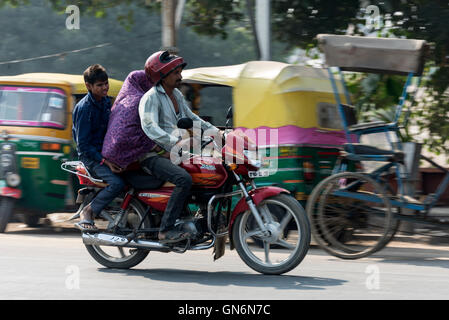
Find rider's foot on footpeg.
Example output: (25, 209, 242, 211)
(158, 229, 190, 244)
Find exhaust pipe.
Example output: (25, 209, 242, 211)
(82, 232, 171, 252)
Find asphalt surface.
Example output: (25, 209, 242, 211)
(1, 219, 449, 301)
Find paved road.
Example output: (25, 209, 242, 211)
(1, 222, 449, 301)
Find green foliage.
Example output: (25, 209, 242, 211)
(0, 0, 259, 126)
(0, 0, 29, 7)
(185, 0, 244, 39)
(271, 0, 361, 49)
(43, 0, 159, 29)
(367, 1, 449, 157)
(1, 0, 448, 156)
(346, 73, 405, 120)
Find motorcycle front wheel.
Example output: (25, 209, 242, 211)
(232, 194, 311, 275)
(85, 198, 150, 269)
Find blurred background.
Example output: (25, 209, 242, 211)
(0, 0, 448, 160)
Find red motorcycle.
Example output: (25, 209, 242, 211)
(61, 117, 310, 275)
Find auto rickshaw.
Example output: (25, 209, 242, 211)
(0, 73, 123, 232)
(181, 61, 354, 208)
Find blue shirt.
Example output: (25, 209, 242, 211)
(72, 92, 111, 163)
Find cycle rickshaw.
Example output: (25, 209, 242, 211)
(306, 34, 449, 259)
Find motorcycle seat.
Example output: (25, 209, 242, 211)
(121, 169, 175, 190)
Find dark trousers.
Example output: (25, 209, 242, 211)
(83, 158, 125, 216)
(141, 156, 192, 232)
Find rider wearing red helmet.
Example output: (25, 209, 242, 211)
(144, 50, 187, 85)
(139, 51, 222, 244)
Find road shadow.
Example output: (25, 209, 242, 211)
(309, 244, 449, 270)
(368, 246, 449, 269)
(98, 268, 346, 291)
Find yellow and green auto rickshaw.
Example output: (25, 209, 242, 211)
(181, 61, 354, 208)
(0, 73, 123, 232)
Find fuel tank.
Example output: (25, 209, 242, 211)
(181, 156, 227, 188)
(136, 157, 227, 211)
(136, 187, 173, 212)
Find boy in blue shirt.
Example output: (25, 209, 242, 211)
(72, 64, 124, 232)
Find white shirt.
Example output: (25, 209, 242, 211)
(139, 84, 219, 153)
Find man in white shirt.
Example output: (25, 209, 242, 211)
(139, 51, 221, 243)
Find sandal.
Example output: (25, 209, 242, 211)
(74, 220, 99, 233)
(158, 229, 190, 244)
(74, 202, 98, 233)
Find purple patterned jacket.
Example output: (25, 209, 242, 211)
(101, 70, 156, 168)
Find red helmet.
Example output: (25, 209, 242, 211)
(144, 51, 187, 84)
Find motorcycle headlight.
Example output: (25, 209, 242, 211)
(2, 144, 12, 151)
(6, 172, 20, 187)
(243, 150, 261, 168)
(1, 154, 13, 168)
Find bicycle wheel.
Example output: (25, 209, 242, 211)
(306, 172, 395, 259)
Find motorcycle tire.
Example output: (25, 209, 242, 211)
(85, 198, 151, 269)
(232, 193, 310, 275)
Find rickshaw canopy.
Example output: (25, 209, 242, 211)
(0, 73, 123, 97)
(317, 34, 428, 75)
(182, 61, 345, 138)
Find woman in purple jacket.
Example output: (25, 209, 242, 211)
(101, 70, 164, 189)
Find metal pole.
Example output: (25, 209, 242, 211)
(162, 0, 178, 54)
(175, 0, 186, 30)
(255, 0, 271, 60)
(401, 142, 422, 234)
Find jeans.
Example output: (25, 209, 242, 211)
(141, 156, 192, 232)
(82, 158, 125, 216)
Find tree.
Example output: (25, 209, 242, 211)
(1, 0, 448, 158)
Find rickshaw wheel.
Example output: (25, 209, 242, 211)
(0, 197, 15, 233)
(22, 213, 41, 227)
(306, 172, 395, 259)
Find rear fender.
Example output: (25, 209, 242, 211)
(228, 186, 290, 249)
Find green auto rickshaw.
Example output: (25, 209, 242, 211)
(181, 61, 355, 208)
(0, 73, 123, 232)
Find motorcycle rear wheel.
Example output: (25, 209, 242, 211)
(232, 194, 311, 275)
(85, 198, 150, 269)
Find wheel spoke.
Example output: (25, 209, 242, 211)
(324, 223, 346, 238)
(260, 205, 275, 223)
(275, 239, 296, 250)
(323, 203, 348, 215)
(243, 229, 264, 241)
(264, 242, 271, 264)
(279, 213, 292, 232)
(118, 247, 126, 258)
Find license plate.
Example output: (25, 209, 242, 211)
(21, 157, 40, 169)
(248, 170, 270, 178)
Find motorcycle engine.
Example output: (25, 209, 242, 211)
(174, 216, 203, 240)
